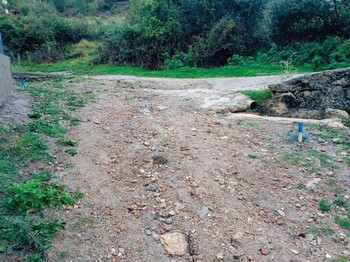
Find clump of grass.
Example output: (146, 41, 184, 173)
(319, 198, 332, 212)
(342, 117, 350, 128)
(30, 119, 66, 138)
(65, 148, 77, 156)
(3, 178, 77, 214)
(57, 139, 76, 147)
(248, 154, 259, 159)
(335, 216, 350, 229)
(308, 226, 335, 236)
(334, 193, 350, 210)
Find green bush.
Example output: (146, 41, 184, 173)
(3, 178, 76, 214)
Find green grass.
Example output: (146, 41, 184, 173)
(0, 78, 88, 259)
(65, 148, 77, 156)
(319, 198, 332, 212)
(12, 57, 310, 78)
(308, 226, 335, 236)
(334, 258, 349, 262)
(335, 216, 350, 229)
(248, 154, 259, 159)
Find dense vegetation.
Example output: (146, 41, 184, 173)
(1, 0, 350, 72)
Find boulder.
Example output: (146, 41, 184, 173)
(324, 108, 349, 119)
(269, 68, 350, 119)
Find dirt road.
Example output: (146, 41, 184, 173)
(46, 75, 349, 262)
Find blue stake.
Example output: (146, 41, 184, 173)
(20, 75, 25, 88)
(298, 122, 304, 143)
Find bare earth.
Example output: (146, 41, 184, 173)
(3, 74, 350, 261)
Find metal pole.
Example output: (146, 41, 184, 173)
(0, 33, 4, 54)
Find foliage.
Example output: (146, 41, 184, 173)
(318, 198, 331, 212)
(3, 178, 76, 214)
(0, 215, 65, 258)
(0, 78, 87, 259)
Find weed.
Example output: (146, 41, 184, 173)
(344, 156, 350, 166)
(57, 139, 76, 147)
(3, 178, 76, 214)
(342, 117, 350, 128)
(335, 216, 350, 229)
(30, 119, 66, 138)
(296, 182, 306, 190)
(248, 154, 259, 159)
(319, 199, 332, 212)
(16, 133, 49, 161)
(333, 258, 349, 262)
(65, 148, 77, 156)
(308, 226, 335, 236)
(63, 163, 74, 169)
(0, 215, 65, 257)
(307, 148, 338, 169)
(334, 194, 350, 210)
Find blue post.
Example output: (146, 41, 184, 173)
(298, 122, 304, 143)
(20, 75, 25, 88)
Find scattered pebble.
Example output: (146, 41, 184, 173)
(260, 248, 269, 255)
(165, 217, 173, 225)
(198, 207, 210, 219)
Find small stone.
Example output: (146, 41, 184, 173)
(160, 232, 188, 256)
(306, 234, 314, 241)
(165, 218, 173, 225)
(118, 248, 125, 254)
(310, 240, 317, 246)
(325, 253, 332, 259)
(260, 248, 269, 255)
(290, 249, 299, 255)
(300, 206, 307, 211)
(307, 218, 314, 223)
(152, 233, 160, 241)
(93, 119, 101, 124)
(144, 141, 150, 146)
(159, 202, 167, 208)
(276, 218, 284, 225)
(168, 210, 176, 216)
(145, 229, 152, 236)
(277, 210, 285, 217)
(153, 192, 161, 197)
(216, 253, 224, 260)
(198, 207, 210, 219)
(232, 232, 243, 246)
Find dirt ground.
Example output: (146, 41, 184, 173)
(2, 75, 350, 261)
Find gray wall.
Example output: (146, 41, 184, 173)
(0, 54, 14, 102)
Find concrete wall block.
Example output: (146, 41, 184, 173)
(0, 54, 14, 101)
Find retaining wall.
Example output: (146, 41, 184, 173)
(0, 54, 14, 103)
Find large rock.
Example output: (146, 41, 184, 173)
(325, 108, 349, 119)
(160, 232, 188, 256)
(269, 68, 350, 119)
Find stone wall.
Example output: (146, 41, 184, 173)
(268, 68, 350, 119)
(0, 54, 14, 104)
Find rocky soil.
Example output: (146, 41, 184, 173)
(2, 74, 350, 261)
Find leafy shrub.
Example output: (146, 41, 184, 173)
(319, 198, 331, 212)
(3, 178, 76, 214)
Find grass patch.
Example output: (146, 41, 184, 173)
(57, 139, 76, 147)
(65, 148, 78, 156)
(3, 178, 78, 214)
(248, 154, 259, 159)
(12, 57, 309, 78)
(319, 198, 332, 212)
(334, 258, 349, 262)
(0, 78, 88, 259)
(335, 215, 350, 229)
(307, 148, 338, 170)
(308, 226, 335, 236)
